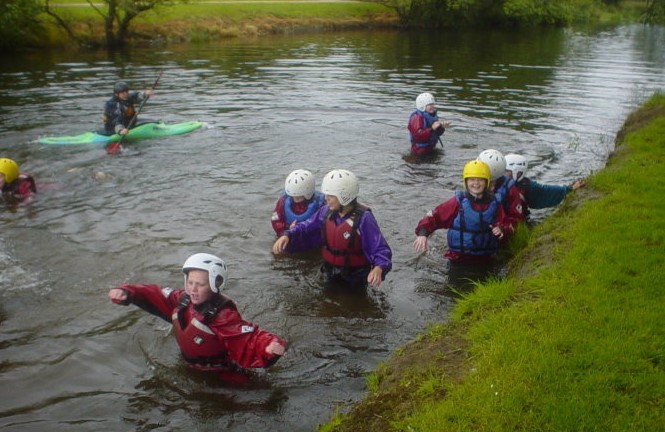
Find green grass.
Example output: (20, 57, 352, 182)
(323, 92, 665, 431)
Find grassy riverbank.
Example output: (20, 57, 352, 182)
(39, 1, 397, 47)
(321, 92, 665, 431)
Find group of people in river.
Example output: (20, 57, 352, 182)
(1, 84, 585, 381)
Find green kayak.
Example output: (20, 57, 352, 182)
(37, 121, 204, 145)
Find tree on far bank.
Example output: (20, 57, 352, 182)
(644, 0, 665, 23)
(44, 0, 181, 49)
(1, 0, 43, 51)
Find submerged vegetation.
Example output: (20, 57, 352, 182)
(1, 0, 663, 51)
(321, 92, 665, 431)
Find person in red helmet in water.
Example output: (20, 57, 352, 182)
(108, 253, 286, 378)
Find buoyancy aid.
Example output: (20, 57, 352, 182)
(171, 295, 233, 366)
(411, 110, 441, 148)
(494, 176, 516, 205)
(447, 191, 500, 256)
(283, 191, 324, 224)
(321, 206, 370, 268)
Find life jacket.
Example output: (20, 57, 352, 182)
(2, 174, 36, 198)
(171, 295, 234, 367)
(447, 191, 500, 256)
(410, 110, 440, 149)
(494, 176, 515, 205)
(321, 205, 370, 268)
(282, 191, 324, 224)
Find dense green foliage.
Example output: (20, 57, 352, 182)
(381, 0, 629, 26)
(321, 92, 665, 431)
(0, 0, 44, 50)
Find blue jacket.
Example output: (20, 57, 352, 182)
(519, 178, 571, 209)
(103, 91, 144, 135)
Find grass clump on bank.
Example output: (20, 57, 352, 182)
(321, 92, 665, 431)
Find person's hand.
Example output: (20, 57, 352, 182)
(119, 128, 129, 135)
(571, 179, 586, 190)
(432, 121, 442, 130)
(367, 266, 383, 288)
(272, 235, 289, 254)
(491, 225, 504, 239)
(413, 235, 428, 253)
(144, 89, 154, 97)
(108, 288, 128, 304)
(266, 341, 285, 356)
(443, 120, 451, 129)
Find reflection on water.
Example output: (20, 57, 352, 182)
(1, 24, 664, 431)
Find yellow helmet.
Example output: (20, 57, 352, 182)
(0, 158, 19, 184)
(462, 160, 490, 184)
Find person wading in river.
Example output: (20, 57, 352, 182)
(108, 253, 286, 381)
(272, 169, 392, 289)
(0, 158, 36, 203)
(407, 92, 451, 156)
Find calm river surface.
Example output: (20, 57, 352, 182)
(1, 25, 664, 431)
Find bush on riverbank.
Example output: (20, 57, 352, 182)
(383, 0, 648, 27)
(321, 92, 665, 430)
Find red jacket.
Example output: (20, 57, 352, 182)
(415, 193, 513, 263)
(271, 194, 310, 237)
(2, 174, 36, 200)
(115, 284, 285, 369)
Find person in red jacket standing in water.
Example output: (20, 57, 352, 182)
(108, 253, 286, 380)
(413, 160, 513, 264)
(407, 92, 451, 156)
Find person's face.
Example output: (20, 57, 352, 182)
(185, 269, 214, 305)
(325, 195, 341, 212)
(465, 177, 487, 196)
(116, 90, 129, 101)
(291, 195, 305, 203)
(425, 103, 436, 114)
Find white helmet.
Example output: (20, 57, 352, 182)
(504, 154, 528, 182)
(477, 149, 506, 181)
(415, 92, 436, 111)
(182, 253, 228, 293)
(285, 169, 315, 200)
(321, 169, 359, 206)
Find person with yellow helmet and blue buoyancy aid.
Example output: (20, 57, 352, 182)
(413, 160, 513, 264)
(407, 92, 451, 155)
(271, 169, 325, 238)
(0, 158, 36, 201)
(272, 169, 392, 289)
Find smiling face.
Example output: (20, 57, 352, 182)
(324, 194, 341, 212)
(465, 177, 487, 197)
(185, 269, 214, 305)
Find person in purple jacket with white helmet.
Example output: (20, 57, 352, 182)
(272, 169, 392, 289)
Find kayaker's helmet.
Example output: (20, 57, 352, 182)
(321, 169, 359, 206)
(477, 149, 506, 181)
(462, 160, 491, 188)
(0, 158, 19, 184)
(113, 81, 130, 94)
(416, 92, 436, 112)
(182, 253, 228, 293)
(285, 169, 315, 200)
(505, 154, 528, 182)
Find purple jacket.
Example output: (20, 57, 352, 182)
(285, 204, 392, 276)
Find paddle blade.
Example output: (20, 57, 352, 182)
(105, 142, 123, 155)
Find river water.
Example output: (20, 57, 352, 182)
(1, 25, 664, 431)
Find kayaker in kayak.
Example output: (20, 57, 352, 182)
(271, 169, 325, 238)
(102, 81, 155, 136)
(107, 253, 286, 382)
(0, 158, 36, 203)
